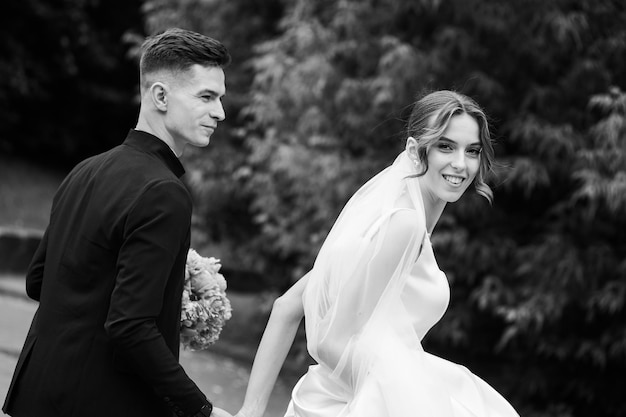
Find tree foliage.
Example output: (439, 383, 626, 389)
(0, 0, 144, 166)
(141, 0, 625, 414)
(6, 0, 624, 414)
(186, 0, 623, 415)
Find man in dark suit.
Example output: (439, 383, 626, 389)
(3, 28, 232, 417)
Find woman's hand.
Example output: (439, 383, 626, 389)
(212, 407, 235, 417)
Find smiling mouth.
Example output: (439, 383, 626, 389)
(443, 175, 464, 185)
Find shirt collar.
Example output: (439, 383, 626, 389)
(123, 129, 186, 178)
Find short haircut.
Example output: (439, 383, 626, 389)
(139, 28, 231, 89)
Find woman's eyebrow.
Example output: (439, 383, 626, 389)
(439, 136, 481, 146)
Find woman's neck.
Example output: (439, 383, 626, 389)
(420, 186, 446, 234)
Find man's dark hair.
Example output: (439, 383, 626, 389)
(140, 28, 231, 77)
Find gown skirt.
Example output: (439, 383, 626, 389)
(285, 343, 519, 417)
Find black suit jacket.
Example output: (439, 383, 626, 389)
(3, 130, 209, 417)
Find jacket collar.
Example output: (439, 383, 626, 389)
(123, 129, 185, 178)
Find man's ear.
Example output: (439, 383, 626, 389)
(149, 82, 169, 111)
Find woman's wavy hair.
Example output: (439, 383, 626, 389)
(407, 90, 495, 203)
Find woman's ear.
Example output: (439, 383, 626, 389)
(149, 82, 169, 111)
(405, 136, 419, 162)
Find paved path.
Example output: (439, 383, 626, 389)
(0, 278, 293, 417)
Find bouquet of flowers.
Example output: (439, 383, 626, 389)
(180, 248, 232, 350)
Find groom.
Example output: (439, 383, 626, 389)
(3, 28, 232, 417)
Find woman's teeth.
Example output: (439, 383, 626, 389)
(443, 175, 463, 185)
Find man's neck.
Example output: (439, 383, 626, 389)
(135, 117, 182, 157)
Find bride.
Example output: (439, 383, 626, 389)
(235, 90, 520, 417)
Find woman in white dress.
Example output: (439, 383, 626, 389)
(235, 90, 520, 417)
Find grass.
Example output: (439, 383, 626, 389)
(0, 156, 65, 230)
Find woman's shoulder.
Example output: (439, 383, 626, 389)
(387, 208, 425, 235)
(365, 208, 425, 243)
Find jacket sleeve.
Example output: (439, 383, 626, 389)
(104, 179, 208, 417)
(26, 162, 79, 302)
(25, 228, 49, 301)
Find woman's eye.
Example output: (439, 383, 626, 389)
(467, 148, 482, 157)
(437, 143, 453, 151)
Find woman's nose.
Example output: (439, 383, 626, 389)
(450, 151, 466, 170)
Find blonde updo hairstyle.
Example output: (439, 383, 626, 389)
(407, 90, 495, 203)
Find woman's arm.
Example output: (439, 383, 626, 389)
(236, 272, 310, 417)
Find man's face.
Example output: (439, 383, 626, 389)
(164, 64, 226, 154)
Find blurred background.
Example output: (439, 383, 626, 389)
(0, 0, 625, 416)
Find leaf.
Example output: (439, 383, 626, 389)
(499, 156, 551, 197)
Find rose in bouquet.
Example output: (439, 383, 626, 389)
(180, 248, 232, 350)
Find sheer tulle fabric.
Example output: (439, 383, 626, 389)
(285, 152, 519, 417)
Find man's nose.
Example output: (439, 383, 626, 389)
(211, 100, 226, 121)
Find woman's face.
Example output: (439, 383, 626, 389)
(419, 113, 482, 204)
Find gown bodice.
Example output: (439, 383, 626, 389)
(402, 235, 450, 341)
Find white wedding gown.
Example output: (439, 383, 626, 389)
(284, 152, 519, 417)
